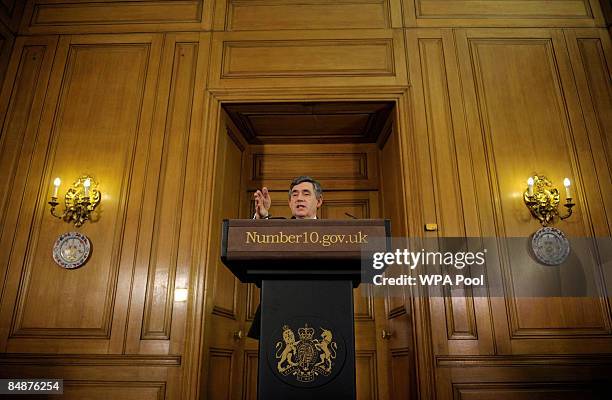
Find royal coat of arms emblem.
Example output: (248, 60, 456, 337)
(275, 323, 338, 383)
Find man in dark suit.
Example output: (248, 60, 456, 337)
(253, 175, 323, 220)
(248, 176, 323, 339)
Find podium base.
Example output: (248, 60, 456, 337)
(258, 280, 356, 399)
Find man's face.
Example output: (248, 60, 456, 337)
(288, 182, 322, 219)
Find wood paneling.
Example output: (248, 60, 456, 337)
(242, 350, 258, 400)
(15, 0, 610, 33)
(406, 29, 493, 361)
(63, 381, 166, 400)
(16, 45, 148, 335)
(224, 0, 394, 31)
(0, 31, 216, 399)
(121, 33, 203, 358)
(143, 39, 198, 340)
(206, 349, 234, 400)
(452, 382, 602, 400)
(200, 112, 246, 399)
(320, 190, 378, 222)
(402, 26, 612, 398)
(0, 33, 166, 356)
(601, 0, 612, 28)
(465, 33, 609, 337)
(0, 20, 13, 89)
(405, 0, 606, 27)
(21, 0, 211, 34)
(0, 39, 56, 251)
(437, 360, 612, 400)
(390, 349, 412, 399)
(0, 0, 611, 396)
(211, 127, 243, 317)
(223, 40, 392, 77)
(356, 350, 378, 400)
(0, 0, 24, 33)
(565, 28, 612, 235)
(0, 360, 174, 400)
(209, 30, 408, 88)
(245, 143, 379, 191)
(31, 1, 201, 25)
(417, 37, 466, 237)
(416, 0, 592, 18)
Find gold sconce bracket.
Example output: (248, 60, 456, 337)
(524, 175, 575, 226)
(49, 175, 101, 227)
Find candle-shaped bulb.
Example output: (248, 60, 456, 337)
(563, 178, 571, 199)
(527, 177, 534, 196)
(52, 177, 61, 198)
(83, 178, 91, 197)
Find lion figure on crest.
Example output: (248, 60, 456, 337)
(275, 325, 298, 373)
(315, 328, 337, 372)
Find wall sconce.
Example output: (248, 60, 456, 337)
(523, 175, 575, 226)
(49, 175, 101, 227)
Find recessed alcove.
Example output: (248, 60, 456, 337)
(204, 100, 411, 398)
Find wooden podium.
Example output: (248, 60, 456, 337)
(221, 219, 390, 399)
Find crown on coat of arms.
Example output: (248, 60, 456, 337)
(298, 324, 314, 340)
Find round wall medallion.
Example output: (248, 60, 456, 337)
(530, 227, 570, 266)
(53, 231, 91, 269)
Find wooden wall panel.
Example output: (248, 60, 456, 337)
(467, 35, 608, 335)
(405, 0, 606, 27)
(119, 33, 206, 359)
(437, 362, 612, 400)
(0, 38, 56, 258)
(0, 360, 174, 400)
(0, 0, 24, 32)
(224, 39, 391, 76)
(242, 350, 258, 400)
(405, 29, 496, 363)
(405, 26, 612, 398)
(0, 34, 163, 355)
(356, 350, 378, 400)
(13, 43, 149, 336)
(390, 349, 412, 399)
(206, 349, 233, 400)
(565, 28, 612, 234)
(601, 0, 612, 29)
(212, 129, 243, 317)
(320, 190, 378, 328)
(63, 381, 166, 400)
(417, 37, 466, 237)
(416, 0, 592, 18)
(200, 112, 246, 399)
(223, 0, 395, 31)
(209, 30, 408, 89)
(141, 40, 198, 340)
(575, 35, 612, 180)
(245, 144, 379, 191)
(21, 0, 210, 34)
(31, 1, 201, 24)
(453, 28, 612, 357)
(0, 19, 13, 88)
(452, 382, 601, 400)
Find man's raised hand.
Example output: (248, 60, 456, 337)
(253, 187, 271, 219)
